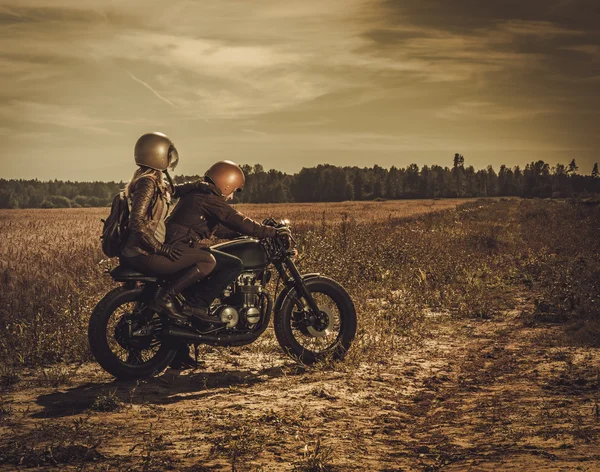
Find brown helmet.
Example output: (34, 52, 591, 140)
(134, 132, 179, 171)
(205, 160, 245, 196)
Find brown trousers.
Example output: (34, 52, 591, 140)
(120, 241, 216, 279)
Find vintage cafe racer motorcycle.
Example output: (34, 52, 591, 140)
(88, 218, 357, 379)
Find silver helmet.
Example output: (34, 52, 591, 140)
(134, 132, 179, 171)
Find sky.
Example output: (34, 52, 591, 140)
(1, 0, 599, 181)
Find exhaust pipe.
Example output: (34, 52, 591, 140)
(163, 325, 261, 347)
(166, 293, 273, 347)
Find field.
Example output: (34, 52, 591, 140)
(1, 198, 600, 470)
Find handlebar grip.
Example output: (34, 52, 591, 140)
(278, 232, 290, 250)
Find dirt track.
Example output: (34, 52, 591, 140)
(2, 309, 600, 471)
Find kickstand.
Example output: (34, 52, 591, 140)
(194, 344, 199, 369)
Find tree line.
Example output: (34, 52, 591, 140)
(1, 155, 599, 208)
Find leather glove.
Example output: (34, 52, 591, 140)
(157, 243, 183, 261)
(276, 227, 293, 248)
(260, 225, 278, 239)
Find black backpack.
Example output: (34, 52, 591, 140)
(100, 191, 131, 258)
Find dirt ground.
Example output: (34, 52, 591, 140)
(2, 308, 600, 471)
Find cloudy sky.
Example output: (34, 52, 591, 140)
(1, 0, 599, 180)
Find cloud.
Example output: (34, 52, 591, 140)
(560, 44, 600, 57)
(0, 101, 113, 134)
(497, 19, 585, 37)
(435, 101, 557, 121)
(126, 71, 176, 108)
(0, 0, 599, 179)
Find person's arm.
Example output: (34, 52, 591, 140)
(212, 224, 242, 239)
(171, 180, 206, 199)
(203, 195, 277, 239)
(129, 178, 182, 260)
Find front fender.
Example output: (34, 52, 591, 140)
(273, 273, 321, 315)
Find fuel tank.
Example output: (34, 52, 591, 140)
(210, 237, 268, 270)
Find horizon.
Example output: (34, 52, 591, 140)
(1, 157, 597, 184)
(1, 1, 599, 181)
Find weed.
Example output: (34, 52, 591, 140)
(309, 387, 337, 401)
(0, 402, 13, 423)
(0, 365, 20, 388)
(129, 422, 174, 471)
(128, 379, 140, 405)
(0, 416, 104, 468)
(209, 424, 265, 471)
(292, 437, 335, 472)
(37, 365, 77, 387)
(90, 388, 122, 412)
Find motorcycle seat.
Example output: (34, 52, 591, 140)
(110, 265, 159, 283)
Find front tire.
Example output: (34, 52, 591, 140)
(274, 276, 357, 365)
(88, 286, 177, 379)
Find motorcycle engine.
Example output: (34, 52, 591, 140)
(238, 272, 263, 327)
(218, 272, 263, 329)
(216, 305, 239, 328)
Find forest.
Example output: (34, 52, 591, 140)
(1, 155, 598, 208)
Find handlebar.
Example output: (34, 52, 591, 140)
(261, 216, 296, 258)
(262, 217, 288, 229)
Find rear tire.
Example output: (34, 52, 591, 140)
(88, 286, 177, 379)
(274, 276, 356, 365)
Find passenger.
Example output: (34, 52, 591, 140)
(119, 132, 217, 322)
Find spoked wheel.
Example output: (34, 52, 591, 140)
(88, 286, 177, 379)
(274, 276, 357, 365)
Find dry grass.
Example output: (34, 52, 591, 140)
(0, 199, 469, 367)
(236, 198, 470, 225)
(1, 198, 599, 367)
(1, 197, 600, 470)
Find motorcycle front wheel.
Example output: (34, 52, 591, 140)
(274, 276, 357, 365)
(88, 286, 177, 379)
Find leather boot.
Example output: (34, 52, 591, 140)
(169, 345, 197, 370)
(150, 265, 207, 321)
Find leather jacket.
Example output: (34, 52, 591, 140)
(121, 175, 209, 256)
(165, 180, 278, 244)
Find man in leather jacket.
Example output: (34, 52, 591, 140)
(165, 161, 285, 310)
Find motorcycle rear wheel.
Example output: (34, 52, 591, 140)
(88, 286, 177, 379)
(274, 276, 357, 365)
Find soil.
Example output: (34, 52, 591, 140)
(1, 310, 599, 471)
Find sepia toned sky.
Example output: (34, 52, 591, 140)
(1, 0, 599, 181)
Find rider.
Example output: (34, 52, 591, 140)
(119, 132, 218, 322)
(164, 160, 287, 311)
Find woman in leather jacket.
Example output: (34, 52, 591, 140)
(119, 132, 217, 322)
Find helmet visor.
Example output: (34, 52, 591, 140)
(168, 145, 179, 171)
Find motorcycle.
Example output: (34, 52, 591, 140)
(88, 218, 357, 379)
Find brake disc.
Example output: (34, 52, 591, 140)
(307, 305, 335, 338)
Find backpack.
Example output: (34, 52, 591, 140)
(100, 191, 131, 258)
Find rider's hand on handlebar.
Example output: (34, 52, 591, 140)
(276, 227, 291, 237)
(158, 243, 183, 261)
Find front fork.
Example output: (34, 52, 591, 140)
(276, 258, 321, 317)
